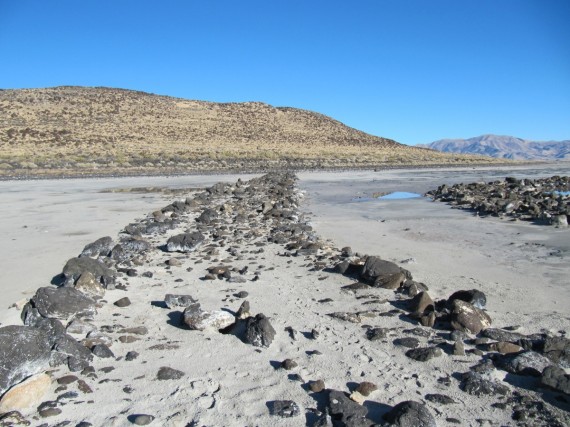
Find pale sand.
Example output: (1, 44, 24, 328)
(298, 165, 570, 331)
(0, 174, 258, 326)
(0, 165, 569, 426)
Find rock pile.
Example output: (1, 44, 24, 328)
(426, 175, 570, 226)
(0, 172, 568, 426)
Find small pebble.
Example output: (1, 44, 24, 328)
(114, 297, 131, 307)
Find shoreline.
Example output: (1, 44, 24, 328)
(0, 166, 568, 426)
(0, 160, 551, 182)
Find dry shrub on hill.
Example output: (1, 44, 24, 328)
(0, 86, 505, 176)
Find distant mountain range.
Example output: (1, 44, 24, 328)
(419, 135, 570, 160)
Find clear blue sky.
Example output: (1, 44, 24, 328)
(1, 0, 569, 145)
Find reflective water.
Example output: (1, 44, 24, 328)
(351, 191, 422, 202)
(379, 191, 422, 200)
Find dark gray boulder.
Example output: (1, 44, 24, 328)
(268, 400, 300, 418)
(405, 346, 442, 362)
(447, 289, 487, 309)
(62, 257, 115, 285)
(328, 389, 369, 427)
(541, 365, 570, 394)
(495, 350, 551, 377)
(164, 294, 196, 309)
(156, 366, 185, 380)
(143, 220, 176, 235)
(166, 232, 205, 253)
(51, 334, 93, 371)
(543, 335, 570, 368)
(460, 371, 509, 396)
(0, 325, 53, 396)
(425, 393, 455, 404)
(450, 299, 491, 334)
(384, 401, 436, 427)
(408, 291, 434, 314)
(359, 256, 401, 284)
(80, 236, 114, 258)
(110, 238, 151, 263)
(244, 314, 276, 348)
(197, 208, 218, 225)
(393, 337, 420, 348)
(91, 344, 114, 359)
(480, 328, 527, 343)
(29, 286, 96, 321)
(21, 305, 66, 341)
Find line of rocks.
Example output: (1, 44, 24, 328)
(426, 175, 570, 227)
(0, 172, 568, 426)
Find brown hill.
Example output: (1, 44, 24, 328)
(0, 86, 502, 176)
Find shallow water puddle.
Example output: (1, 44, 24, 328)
(352, 191, 422, 202)
(378, 191, 422, 200)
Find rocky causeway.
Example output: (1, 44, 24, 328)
(0, 167, 569, 426)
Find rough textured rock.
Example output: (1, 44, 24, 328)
(236, 301, 251, 319)
(28, 286, 97, 321)
(197, 208, 218, 225)
(405, 346, 442, 362)
(460, 371, 510, 396)
(328, 312, 361, 323)
(110, 238, 151, 263)
(374, 272, 405, 290)
(166, 232, 205, 252)
(62, 257, 115, 284)
(281, 359, 297, 370)
(447, 289, 487, 309)
(244, 314, 276, 348)
(0, 326, 53, 396)
(360, 256, 402, 284)
(113, 297, 131, 308)
(52, 334, 93, 371)
(183, 304, 235, 331)
(156, 367, 185, 380)
(384, 401, 436, 427)
(74, 271, 105, 299)
(91, 344, 114, 359)
(541, 365, 570, 394)
(495, 351, 552, 376)
(453, 340, 465, 356)
(543, 335, 570, 368)
(328, 389, 369, 426)
(164, 294, 196, 309)
(268, 400, 300, 418)
(425, 393, 455, 404)
(409, 291, 434, 314)
(366, 327, 388, 341)
(0, 411, 31, 426)
(0, 373, 51, 413)
(487, 341, 523, 354)
(308, 379, 325, 393)
(480, 327, 530, 343)
(393, 337, 420, 348)
(427, 176, 570, 226)
(80, 236, 114, 258)
(355, 381, 377, 397)
(450, 299, 491, 334)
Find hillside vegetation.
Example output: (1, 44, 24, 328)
(0, 87, 504, 177)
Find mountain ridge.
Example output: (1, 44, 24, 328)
(419, 134, 570, 160)
(0, 86, 502, 177)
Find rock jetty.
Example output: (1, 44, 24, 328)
(426, 175, 570, 227)
(0, 173, 568, 426)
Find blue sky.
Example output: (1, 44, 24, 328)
(1, 0, 569, 145)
